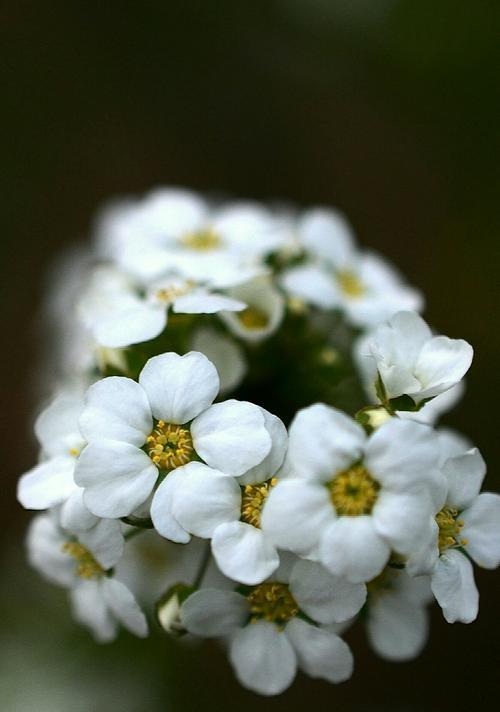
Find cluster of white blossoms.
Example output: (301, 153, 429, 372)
(19, 188, 500, 696)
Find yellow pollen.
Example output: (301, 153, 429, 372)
(68, 447, 81, 457)
(337, 270, 365, 299)
(436, 506, 465, 552)
(247, 582, 299, 625)
(240, 478, 277, 528)
(180, 229, 222, 251)
(146, 421, 194, 471)
(328, 464, 380, 516)
(238, 306, 269, 330)
(155, 281, 194, 304)
(62, 541, 104, 579)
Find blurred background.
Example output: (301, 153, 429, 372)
(1, 1, 499, 710)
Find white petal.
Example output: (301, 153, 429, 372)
(281, 264, 339, 309)
(70, 580, 117, 642)
(79, 519, 124, 570)
(191, 400, 271, 476)
(367, 594, 429, 661)
(173, 291, 245, 314)
(102, 578, 149, 637)
(261, 479, 333, 557)
(286, 618, 354, 683)
(75, 441, 158, 518)
(229, 621, 297, 696)
(139, 351, 219, 424)
(372, 490, 433, 555)
(27, 515, 75, 588)
(298, 208, 356, 268)
(150, 468, 191, 543)
(462, 493, 500, 569)
(60, 488, 97, 531)
(289, 560, 366, 624)
(171, 462, 241, 538)
(431, 549, 479, 624)
(238, 408, 288, 485)
(17, 457, 76, 510)
(212, 521, 279, 585)
(320, 516, 390, 583)
(191, 328, 247, 394)
(365, 419, 440, 492)
(405, 518, 440, 577)
(284, 404, 365, 482)
(180, 589, 248, 636)
(79, 377, 152, 447)
(92, 301, 166, 348)
(35, 393, 84, 457)
(444, 449, 486, 510)
(415, 337, 473, 399)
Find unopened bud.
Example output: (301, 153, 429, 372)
(155, 583, 194, 637)
(355, 406, 392, 432)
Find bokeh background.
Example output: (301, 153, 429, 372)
(2, 1, 499, 710)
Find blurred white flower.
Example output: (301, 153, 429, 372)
(27, 514, 147, 642)
(95, 188, 287, 286)
(281, 208, 423, 327)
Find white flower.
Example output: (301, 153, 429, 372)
(180, 557, 359, 695)
(75, 351, 272, 523)
(95, 188, 286, 286)
(356, 335, 466, 425)
(356, 311, 473, 407)
(281, 208, 423, 327)
(17, 392, 84, 511)
(27, 514, 147, 642)
(364, 567, 432, 661)
(154, 408, 287, 584)
(409, 430, 500, 624)
(262, 405, 443, 583)
(77, 265, 246, 349)
(218, 276, 285, 343)
(191, 327, 247, 394)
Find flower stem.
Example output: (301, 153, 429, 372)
(193, 541, 212, 589)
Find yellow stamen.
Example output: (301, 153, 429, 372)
(328, 464, 380, 516)
(436, 506, 465, 552)
(146, 421, 195, 471)
(247, 582, 299, 625)
(180, 229, 222, 251)
(238, 306, 269, 330)
(240, 478, 277, 528)
(62, 541, 104, 579)
(68, 447, 81, 457)
(337, 270, 365, 299)
(155, 281, 194, 304)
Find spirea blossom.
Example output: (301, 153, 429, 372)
(17, 186, 497, 697)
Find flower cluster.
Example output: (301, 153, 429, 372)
(19, 188, 499, 696)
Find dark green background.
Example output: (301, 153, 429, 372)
(1, 2, 499, 710)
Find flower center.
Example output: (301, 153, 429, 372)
(240, 478, 277, 528)
(337, 270, 365, 299)
(146, 421, 195, 471)
(155, 281, 194, 304)
(62, 541, 104, 579)
(247, 582, 299, 625)
(328, 464, 380, 516)
(436, 506, 467, 552)
(180, 229, 222, 251)
(238, 306, 269, 330)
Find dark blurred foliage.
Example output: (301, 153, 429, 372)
(1, 2, 499, 711)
